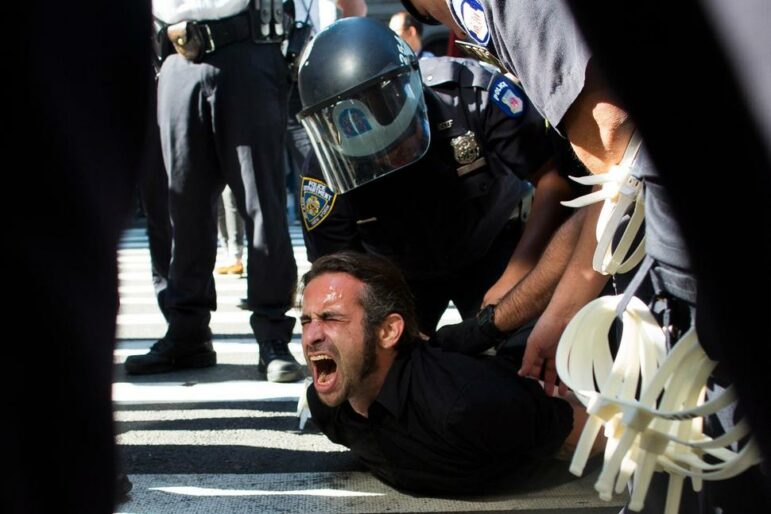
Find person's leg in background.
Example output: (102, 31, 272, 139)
(8, 2, 153, 513)
(215, 185, 245, 275)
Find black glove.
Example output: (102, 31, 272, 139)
(433, 305, 508, 355)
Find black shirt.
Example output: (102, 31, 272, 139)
(307, 340, 573, 494)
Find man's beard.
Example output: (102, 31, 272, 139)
(359, 323, 379, 380)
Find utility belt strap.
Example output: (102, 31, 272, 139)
(166, 11, 252, 62)
(159, 1, 286, 63)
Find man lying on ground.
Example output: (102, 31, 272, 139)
(300, 251, 590, 494)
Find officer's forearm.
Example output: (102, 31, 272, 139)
(494, 208, 585, 332)
(562, 65, 635, 174)
(534, 202, 609, 330)
(516, 165, 574, 268)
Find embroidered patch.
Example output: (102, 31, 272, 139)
(451, 0, 489, 46)
(301, 176, 337, 231)
(490, 75, 525, 119)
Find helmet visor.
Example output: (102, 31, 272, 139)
(298, 68, 430, 193)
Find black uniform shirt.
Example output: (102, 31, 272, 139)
(307, 340, 573, 494)
(300, 57, 554, 280)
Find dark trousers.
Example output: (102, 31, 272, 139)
(408, 221, 522, 334)
(157, 41, 297, 344)
(138, 95, 171, 320)
(286, 81, 312, 222)
(8, 2, 153, 513)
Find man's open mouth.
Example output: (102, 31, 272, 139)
(309, 354, 338, 391)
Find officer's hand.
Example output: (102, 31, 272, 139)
(518, 313, 568, 397)
(434, 317, 499, 355)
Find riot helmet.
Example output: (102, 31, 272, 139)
(297, 17, 430, 193)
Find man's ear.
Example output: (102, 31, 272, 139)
(377, 313, 405, 350)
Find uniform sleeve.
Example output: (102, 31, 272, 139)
(483, 75, 553, 181)
(299, 155, 363, 261)
(445, 372, 573, 458)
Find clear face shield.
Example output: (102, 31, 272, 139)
(298, 67, 431, 193)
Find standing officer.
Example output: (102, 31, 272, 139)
(296, 17, 577, 334)
(126, 0, 303, 382)
(400, 1, 770, 512)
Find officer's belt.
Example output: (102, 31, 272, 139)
(166, 12, 251, 62)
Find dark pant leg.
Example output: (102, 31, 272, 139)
(138, 108, 171, 320)
(157, 55, 223, 342)
(208, 42, 297, 343)
(286, 82, 312, 223)
(286, 82, 312, 182)
(9, 3, 152, 513)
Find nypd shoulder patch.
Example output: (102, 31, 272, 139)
(301, 176, 337, 231)
(451, 0, 490, 46)
(490, 75, 526, 119)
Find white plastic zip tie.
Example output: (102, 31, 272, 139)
(556, 295, 762, 513)
(297, 377, 313, 430)
(561, 131, 646, 275)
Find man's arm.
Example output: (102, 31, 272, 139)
(298, 158, 363, 261)
(483, 161, 573, 306)
(492, 207, 585, 332)
(517, 202, 609, 396)
(433, 207, 583, 355)
(562, 63, 636, 175)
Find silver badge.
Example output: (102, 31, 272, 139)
(450, 131, 480, 165)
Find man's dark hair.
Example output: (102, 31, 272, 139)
(302, 251, 420, 346)
(397, 10, 424, 37)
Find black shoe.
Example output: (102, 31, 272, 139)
(124, 338, 216, 375)
(115, 472, 133, 504)
(258, 340, 304, 382)
(238, 297, 249, 310)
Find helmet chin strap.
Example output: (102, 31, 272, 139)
(562, 130, 646, 275)
(556, 295, 762, 513)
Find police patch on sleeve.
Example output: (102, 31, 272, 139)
(451, 0, 490, 46)
(301, 177, 337, 231)
(490, 75, 526, 119)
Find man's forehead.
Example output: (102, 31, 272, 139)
(303, 272, 363, 308)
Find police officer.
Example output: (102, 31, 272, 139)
(126, 0, 303, 382)
(296, 17, 576, 334)
(401, 1, 769, 511)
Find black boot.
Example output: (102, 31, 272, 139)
(124, 338, 216, 374)
(258, 340, 304, 382)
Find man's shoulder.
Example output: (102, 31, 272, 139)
(419, 56, 494, 93)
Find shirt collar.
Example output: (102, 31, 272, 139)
(372, 341, 416, 417)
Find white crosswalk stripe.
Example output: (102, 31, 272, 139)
(114, 221, 620, 513)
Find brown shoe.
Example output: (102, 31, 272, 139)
(216, 262, 243, 275)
